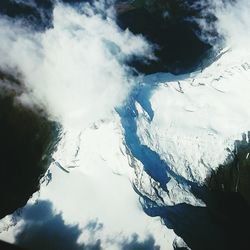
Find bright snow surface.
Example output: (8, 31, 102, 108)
(1, 47, 250, 249)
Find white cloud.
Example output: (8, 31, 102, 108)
(195, 0, 250, 51)
(214, 0, 250, 49)
(0, 1, 153, 128)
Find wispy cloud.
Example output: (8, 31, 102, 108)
(193, 0, 250, 50)
(214, 0, 250, 49)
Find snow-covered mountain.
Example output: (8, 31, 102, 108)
(1, 0, 250, 250)
(1, 44, 250, 249)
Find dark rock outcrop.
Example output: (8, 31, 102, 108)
(0, 71, 60, 219)
(0, 240, 25, 250)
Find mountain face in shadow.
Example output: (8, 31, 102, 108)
(206, 132, 250, 206)
(0, 240, 25, 250)
(0, 71, 60, 219)
(116, 0, 215, 74)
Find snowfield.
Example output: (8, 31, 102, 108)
(0, 114, 176, 250)
(137, 47, 250, 185)
(1, 46, 250, 249)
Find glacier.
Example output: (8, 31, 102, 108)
(1, 44, 250, 249)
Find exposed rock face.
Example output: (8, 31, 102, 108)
(0, 71, 59, 219)
(116, 0, 214, 74)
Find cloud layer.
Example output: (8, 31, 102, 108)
(0, 1, 153, 127)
